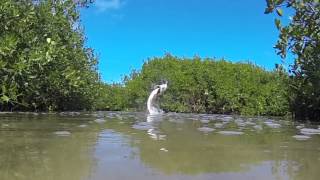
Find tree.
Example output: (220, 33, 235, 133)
(0, 0, 98, 111)
(265, 0, 320, 120)
(111, 55, 289, 116)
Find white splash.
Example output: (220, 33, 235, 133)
(147, 83, 168, 115)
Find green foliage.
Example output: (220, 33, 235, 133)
(0, 0, 99, 111)
(0, 0, 294, 117)
(103, 55, 289, 116)
(265, 0, 320, 121)
(94, 83, 129, 111)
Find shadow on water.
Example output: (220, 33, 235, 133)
(0, 112, 320, 180)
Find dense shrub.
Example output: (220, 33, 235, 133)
(265, 0, 320, 121)
(103, 55, 289, 116)
(0, 0, 98, 111)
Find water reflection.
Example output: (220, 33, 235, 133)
(146, 114, 166, 140)
(0, 113, 98, 180)
(131, 114, 167, 141)
(146, 114, 166, 123)
(99, 112, 320, 180)
(0, 112, 319, 180)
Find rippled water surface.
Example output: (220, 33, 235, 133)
(0, 112, 320, 180)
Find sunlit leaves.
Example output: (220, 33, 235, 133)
(0, 0, 99, 111)
(114, 55, 289, 116)
(276, 8, 283, 16)
(266, 0, 320, 121)
(275, 19, 281, 29)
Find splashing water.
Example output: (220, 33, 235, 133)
(147, 83, 168, 115)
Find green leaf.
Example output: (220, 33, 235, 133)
(274, 19, 281, 30)
(1, 95, 10, 103)
(1, 85, 7, 94)
(265, 0, 273, 7)
(46, 38, 51, 43)
(264, 7, 274, 14)
(276, 8, 283, 16)
(275, 0, 285, 5)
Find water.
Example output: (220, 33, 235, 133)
(0, 112, 320, 180)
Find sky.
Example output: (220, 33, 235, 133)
(80, 0, 291, 83)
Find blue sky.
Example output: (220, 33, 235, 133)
(80, 0, 290, 83)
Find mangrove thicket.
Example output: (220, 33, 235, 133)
(1, 0, 320, 121)
(265, 0, 320, 120)
(0, 0, 99, 111)
(98, 55, 289, 116)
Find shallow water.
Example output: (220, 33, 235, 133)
(0, 112, 320, 180)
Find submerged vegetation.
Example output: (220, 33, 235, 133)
(0, 0, 319, 121)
